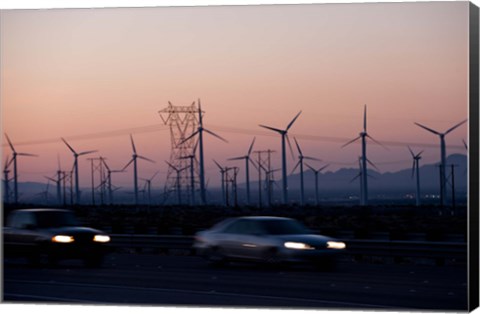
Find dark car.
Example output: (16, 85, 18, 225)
(193, 216, 346, 269)
(3, 209, 111, 267)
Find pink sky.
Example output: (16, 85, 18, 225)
(1, 2, 469, 188)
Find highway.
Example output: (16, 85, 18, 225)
(3, 253, 467, 310)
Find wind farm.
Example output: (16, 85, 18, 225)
(1, 3, 475, 311)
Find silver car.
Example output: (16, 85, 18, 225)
(193, 216, 346, 269)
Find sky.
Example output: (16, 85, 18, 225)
(1, 1, 470, 189)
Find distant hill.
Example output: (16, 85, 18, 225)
(5, 154, 468, 204)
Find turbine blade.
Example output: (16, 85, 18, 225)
(286, 111, 302, 131)
(61, 137, 76, 154)
(445, 119, 467, 135)
(416, 150, 424, 158)
(414, 122, 440, 135)
(248, 158, 259, 171)
(17, 153, 38, 157)
(366, 134, 389, 150)
(341, 136, 361, 148)
(212, 159, 223, 170)
(363, 105, 367, 132)
(228, 156, 246, 161)
(304, 156, 322, 162)
(122, 159, 134, 171)
(294, 137, 302, 156)
(350, 173, 361, 183)
(138, 155, 155, 163)
(204, 128, 228, 143)
(286, 135, 295, 159)
(319, 164, 329, 172)
(407, 146, 415, 158)
(305, 163, 315, 172)
(78, 150, 98, 156)
(130, 134, 137, 154)
(259, 124, 283, 134)
(5, 134, 15, 152)
(150, 171, 160, 180)
(290, 161, 300, 175)
(463, 139, 468, 150)
(366, 158, 379, 171)
(247, 137, 256, 156)
(180, 130, 200, 145)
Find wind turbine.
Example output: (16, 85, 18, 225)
(291, 137, 321, 206)
(341, 105, 385, 206)
(305, 163, 329, 206)
(213, 159, 228, 206)
(408, 146, 423, 207)
(414, 119, 467, 207)
(5, 134, 38, 204)
(44, 155, 65, 205)
(141, 171, 159, 205)
(122, 134, 155, 206)
(228, 137, 256, 206)
(181, 99, 228, 205)
(101, 159, 125, 205)
(179, 139, 199, 205)
(3, 155, 13, 204)
(165, 161, 188, 205)
(61, 137, 97, 204)
(259, 111, 302, 204)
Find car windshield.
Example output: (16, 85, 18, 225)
(35, 211, 79, 228)
(260, 219, 310, 235)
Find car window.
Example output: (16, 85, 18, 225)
(260, 219, 310, 235)
(34, 211, 79, 228)
(9, 212, 36, 229)
(223, 220, 263, 235)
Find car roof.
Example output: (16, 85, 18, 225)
(13, 208, 72, 213)
(237, 216, 294, 221)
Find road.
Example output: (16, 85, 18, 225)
(3, 253, 468, 310)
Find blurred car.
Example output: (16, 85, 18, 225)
(3, 208, 111, 267)
(193, 216, 346, 269)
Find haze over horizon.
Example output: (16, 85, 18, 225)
(1, 2, 469, 189)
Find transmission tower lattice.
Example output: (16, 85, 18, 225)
(159, 101, 200, 204)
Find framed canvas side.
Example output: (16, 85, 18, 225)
(469, 1, 480, 311)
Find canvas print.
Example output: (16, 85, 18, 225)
(1, 1, 478, 312)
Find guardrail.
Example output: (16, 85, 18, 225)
(109, 234, 467, 266)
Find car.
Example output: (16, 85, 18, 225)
(3, 208, 111, 267)
(193, 216, 346, 269)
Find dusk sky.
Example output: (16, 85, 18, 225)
(1, 2, 469, 188)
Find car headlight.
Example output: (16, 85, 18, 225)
(327, 241, 346, 249)
(284, 242, 314, 250)
(52, 235, 74, 243)
(93, 235, 110, 243)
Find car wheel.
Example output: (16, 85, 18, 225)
(206, 247, 227, 267)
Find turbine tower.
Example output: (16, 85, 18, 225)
(291, 137, 321, 206)
(5, 134, 38, 204)
(141, 171, 159, 205)
(305, 163, 329, 206)
(182, 99, 228, 205)
(101, 159, 124, 205)
(3, 155, 13, 204)
(341, 105, 385, 206)
(165, 161, 188, 205)
(213, 159, 228, 206)
(414, 119, 466, 207)
(259, 111, 302, 204)
(61, 138, 97, 204)
(228, 137, 256, 206)
(122, 135, 155, 206)
(408, 146, 423, 207)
